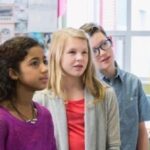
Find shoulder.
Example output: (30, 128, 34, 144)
(99, 79, 114, 94)
(34, 101, 52, 115)
(101, 80, 111, 88)
(118, 70, 145, 93)
(0, 107, 9, 131)
(0, 106, 9, 119)
(34, 101, 48, 112)
(34, 102, 53, 122)
(120, 69, 141, 83)
(105, 86, 116, 99)
(33, 89, 56, 103)
(34, 89, 52, 98)
(103, 86, 118, 106)
(33, 89, 64, 113)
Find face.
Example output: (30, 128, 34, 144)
(61, 37, 88, 79)
(15, 46, 48, 91)
(90, 32, 114, 72)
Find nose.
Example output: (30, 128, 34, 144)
(99, 48, 106, 56)
(76, 53, 83, 60)
(41, 63, 48, 73)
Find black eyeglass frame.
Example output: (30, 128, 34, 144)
(93, 38, 112, 56)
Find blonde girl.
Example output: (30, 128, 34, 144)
(34, 28, 120, 150)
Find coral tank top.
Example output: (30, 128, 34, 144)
(66, 99, 85, 150)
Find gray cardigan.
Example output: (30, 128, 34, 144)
(33, 87, 120, 150)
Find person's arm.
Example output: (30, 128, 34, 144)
(136, 79, 150, 150)
(136, 122, 149, 150)
(106, 87, 121, 150)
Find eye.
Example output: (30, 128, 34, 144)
(102, 40, 109, 46)
(82, 50, 88, 54)
(43, 59, 48, 65)
(30, 60, 40, 67)
(92, 47, 100, 56)
(101, 39, 112, 50)
(93, 47, 99, 53)
(68, 50, 76, 54)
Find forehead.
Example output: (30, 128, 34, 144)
(90, 32, 106, 47)
(25, 46, 45, 60)
(65, 37, 88, 50)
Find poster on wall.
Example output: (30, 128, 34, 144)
(0, 0, 57, 44)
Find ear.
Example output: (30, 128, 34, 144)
(9, 68, 19, 80)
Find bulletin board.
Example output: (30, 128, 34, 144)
(0, 0, 57, 47)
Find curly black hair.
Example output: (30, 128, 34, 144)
(0, 36, 44, 101)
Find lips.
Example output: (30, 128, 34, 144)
(74, 65, 83, 67)
(74, 65, 84, 69)
(39, 76, 48, 83)
(100, 56, 110, 62)
(73, 64, 84, 72)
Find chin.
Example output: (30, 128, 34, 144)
(36, 86, 47, 91)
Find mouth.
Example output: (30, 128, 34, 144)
(40, 77, 48, 83)
(74, 65, 83, 67)
(73, 65, 83, 69)
(100, 56, 110, 62)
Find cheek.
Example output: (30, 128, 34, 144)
(21, 73, 35, 81)
(83, 56, 88, 66)
(20, 69, 36, 79)
(84, 55, 88, 61)
(22, 69, 33, 76)
(109, 50, 114, 61)
(61, 57, 67, 70)
(61, 60, 69, 71)
(109, 48, 114, 56)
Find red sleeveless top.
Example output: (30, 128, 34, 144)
(66, 99, 85, 150)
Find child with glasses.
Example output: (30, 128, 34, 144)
(34, 27, 121, 150)
(0, 36, 56, 150)
(80, 23, 150, 150)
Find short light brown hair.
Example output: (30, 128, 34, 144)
(80, 22, 107, 37)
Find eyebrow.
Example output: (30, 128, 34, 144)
(28, 55, 46, 62)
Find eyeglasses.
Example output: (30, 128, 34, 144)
(93, 38, 112, 56)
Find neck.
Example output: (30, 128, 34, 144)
(10, 100, 37, 123)
(63, 76, 83, 91)
(101, 64, 116, 79)
(15, 82, 34, 105)
(12, 97, 33, 107)
(62, 76, 84, 101)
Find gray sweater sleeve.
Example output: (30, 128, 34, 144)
(105, 87, 121, 150)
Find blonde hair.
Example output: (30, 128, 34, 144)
(48, 27, 105, 102)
